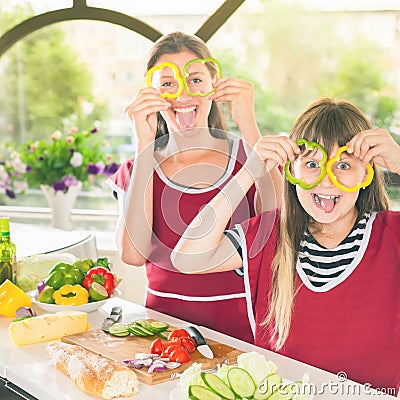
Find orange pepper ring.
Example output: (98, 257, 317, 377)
(145, 62, 184, 99)
(326, 145, 374, 193)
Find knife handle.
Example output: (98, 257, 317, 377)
(185, 326, 207, 346)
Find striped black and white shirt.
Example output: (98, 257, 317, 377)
(296, 213, 371, 290)
(225, 212, 376, 291)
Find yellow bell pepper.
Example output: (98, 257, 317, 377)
(326, 145, 374, 192)
(0, 279, 32, 318)
(53, 284, 89, 306)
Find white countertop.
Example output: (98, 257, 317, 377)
(0, 297, 396, 400)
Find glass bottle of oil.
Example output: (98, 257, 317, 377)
(0, 217, 17, 285)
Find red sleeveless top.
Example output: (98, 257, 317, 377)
(239, 210, 400, 391)
(109, 139, 257, 343)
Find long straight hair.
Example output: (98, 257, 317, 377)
(146, 31, 227, 149)
(264, 98, 389, 351)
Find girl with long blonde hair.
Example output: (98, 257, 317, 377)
(172, 98, 399, 392)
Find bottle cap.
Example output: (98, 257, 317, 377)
(0, 217, 10, 233)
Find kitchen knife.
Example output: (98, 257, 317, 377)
(185, 326, 214, 359)
(101, 306, 122, 332)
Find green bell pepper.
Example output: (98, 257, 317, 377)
(284, 138, 328, 190)
(45, 262, 84, 289)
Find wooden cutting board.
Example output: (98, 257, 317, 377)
(62, 328, 243, 385)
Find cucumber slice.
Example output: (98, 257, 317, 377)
(127, 324, 147, 336)
(133, 324, 154, 336)
(227, 367, 256, 398)
(188, 385, 223, 400)
(136, 319, 170, 333)
(268, 381, 302, 400)
(157, 330, 169, 339)
(109, 323, 130, 337)
(254, 373, 282, 399)
(201, 372, 236, 400)
(149, 320, 169, 332)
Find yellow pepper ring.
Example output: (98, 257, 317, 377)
(326, 145, 374, 193)
(182, 57, 222, 97)
(53, 284, 89, 306)
(145, 62, 184, 99)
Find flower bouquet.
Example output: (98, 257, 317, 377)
(18, 127, 119, 193)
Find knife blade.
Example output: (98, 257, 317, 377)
(185, 326, 214, 359)
(101, 306, 122, 332)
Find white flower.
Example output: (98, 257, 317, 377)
(11, 158, 27, 174)
(70, 152, 83, 167)
(0, 165, 9, 182)
(50, 130, 62, 140)
(13, 181, 28, 191)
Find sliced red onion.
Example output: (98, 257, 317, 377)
(165, 362, 181, 369)
(134, 352, 159, 359)
(157, 357, 170, 362)
(148, 362, 166, 373)
(122, 359, 145, 369)
(37, 280, 46, 294)
(16, 307, 36, 319)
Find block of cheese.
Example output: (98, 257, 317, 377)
(9, 310, 90, 346)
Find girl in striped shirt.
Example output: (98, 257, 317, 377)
(172, 98, 400, 393)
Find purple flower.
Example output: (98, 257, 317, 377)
(38, 156, 44, 161)
(103, 162, 119, 177)
(53, 181, 66, 192)
(90, 128, 98, 134)
(62, 176, 79, 187)
(26, 165, 32, 172)
(6, 189, 16, 199)
(87, 163, 101, 175)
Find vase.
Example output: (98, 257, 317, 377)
(40, 182, 82, 230)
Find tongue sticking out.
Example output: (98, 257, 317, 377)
(175, 110, 196, 129)
(316, 196, 336, 213)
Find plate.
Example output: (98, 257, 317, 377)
(28, 288, 121, 313)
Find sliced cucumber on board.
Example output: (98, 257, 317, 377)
(109, 319, 170, 338)
(108, 323, 130, 337)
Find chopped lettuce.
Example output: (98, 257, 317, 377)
(173, 353, 313, 400)
(16, 253, 78, 292)
(175, 362, 203, 400)
(237, 351, 278, 385)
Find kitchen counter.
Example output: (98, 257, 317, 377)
(0, 297, 396, 400)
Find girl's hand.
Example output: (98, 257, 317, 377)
(209, 77, 256, 129)
(124, 88, 170, 146)
(246, 135, 300, 179)
(347, 128, 400, 174)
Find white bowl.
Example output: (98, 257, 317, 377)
(28, 288, 121, 313)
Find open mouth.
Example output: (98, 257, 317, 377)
(174, 106, 198, 129)
(312, 194, 341, 213)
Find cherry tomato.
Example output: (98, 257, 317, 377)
(170, 348, 190, 363)
(168, 329, 190, 340)
(149, 338, 164, 355)
(164, 344, 181, 355)
(163, 338, 182, 348)
(180, 337, 196, 354)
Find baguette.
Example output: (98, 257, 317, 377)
(46, 341, 139, 399)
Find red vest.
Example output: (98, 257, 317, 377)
(242, 210, 400, 391)
(110, 139, 257, 343)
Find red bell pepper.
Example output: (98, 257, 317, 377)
(82, 267, 115, 296)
